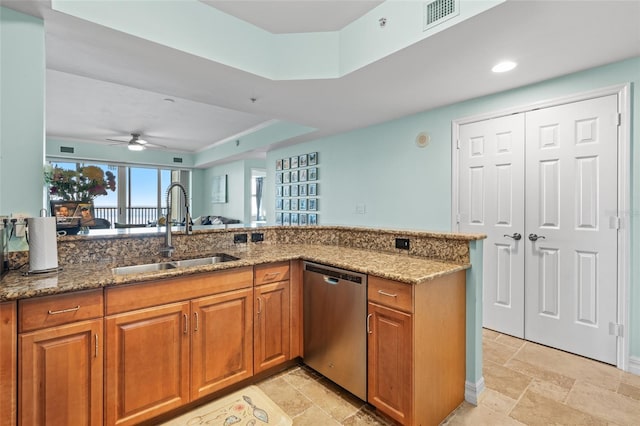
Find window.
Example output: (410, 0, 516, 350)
(47, 160, 190, 227)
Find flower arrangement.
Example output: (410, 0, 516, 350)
(44, 165, 116, 201)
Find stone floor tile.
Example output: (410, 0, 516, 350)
(495, 333, 526, 350)
(298, 378, 363, 422)
(510, 389, 607, 425)
(257, 376, 314, 418)
(504, 358, 575, 391)
(621, 370, 640, 389)
(618, 382, 640, 401)
(292, 405, 341, 426)
(483, 360, 532, 400)
(478, 388, 518, 415)
(341, 405, 393, 426)
(482, 328, 501, 341)
(483, 339, 521, 365)
(566, 381, 640, 425)
(512, 342, 621, 391)
(283, 366, 322, 390)
(444, 403, 525, 426)
(526, 378, 572, 403)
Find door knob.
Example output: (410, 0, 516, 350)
(528, 234, 546, 242)
(503, 233, 522, 241)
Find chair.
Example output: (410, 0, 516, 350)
(89, 218, 111, 229)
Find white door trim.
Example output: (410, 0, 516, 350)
(451, 83, 631, 371)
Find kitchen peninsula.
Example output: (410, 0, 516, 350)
(0, 225, 485, 426)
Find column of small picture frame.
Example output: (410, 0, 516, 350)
(275, 152, 318, 225)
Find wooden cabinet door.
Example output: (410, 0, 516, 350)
(254, 281, 290, 373)
(105, 302, 190, 426)
(1, 302, 16, 426)
(191, 288, 253, 400)
(19, 318, 103, 426)
(367, 302, 412, 425)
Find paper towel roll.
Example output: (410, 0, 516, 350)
(28, 217, 58, 272)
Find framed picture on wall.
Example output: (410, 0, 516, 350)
(299, 154, 308, 167)
(291, 213, 299, 225)
(309, 214, 317, 225)
(308, 152, 318, 166)
(283, 158, 290, 170)
(283, 171, 290, 183)
(290, 170, 298, 183)
(291, 185, 299, 197)
(283, 213, 291, 225)
(299, 184, 307, 196)
(276, 213, 283, 225)
(308, 168, 317, 181)
(299, 169, 307, 182)
(276, 173, 283, 184)
(308, 198, 317, 211)
(291, 156, 299, 168)
(299, 213, 308, 225)
(308, 183, 317, 196)
(211, 175, 227, 203)
(283, 199, 291, 211)
(291, 199, 298, 211)
(283, 185, 290, 197)
(276, 198, 283, 210)
(299, 198, 307, 211)
(276, 159, 283, 171)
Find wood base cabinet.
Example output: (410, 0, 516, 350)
(1, 302, 16, 426)
(367, 271, 466, 426)
(17, 290, 104, 426)
(254, 262, 291, 374)
(104, 268, 254, 425)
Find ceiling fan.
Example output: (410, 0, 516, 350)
(106, 133, 166, 151)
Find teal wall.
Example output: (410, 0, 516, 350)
(0, 8, 45, 218)
(200, 159, 265, 223)
(268, 57, 640, 360)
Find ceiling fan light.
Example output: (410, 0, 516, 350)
(128, 143, 145, 151)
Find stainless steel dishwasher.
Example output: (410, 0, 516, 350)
(303, 261, 367, 401)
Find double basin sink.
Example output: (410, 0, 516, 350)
(112, 253, 239, 275)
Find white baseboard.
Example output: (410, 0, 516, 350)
(464, 377, 485, 406)
(629, 356, 640, 376)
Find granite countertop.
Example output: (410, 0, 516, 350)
(0, 244, 469, 302)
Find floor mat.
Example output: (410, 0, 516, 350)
(161, 385, 293, 426)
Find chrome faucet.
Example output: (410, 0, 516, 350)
(161, 182, 192, 257)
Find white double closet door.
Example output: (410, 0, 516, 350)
(459, 95, 619, 364)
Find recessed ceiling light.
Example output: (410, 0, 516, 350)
(492, 61, 517, 73)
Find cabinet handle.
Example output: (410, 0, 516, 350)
(263, 272, 281, 281)
(183, 313, 188, 335)
(194, 312, 199, 332)
(47, 305, 80, 315)
(377, 290, 397, 298)
(257, 297, 262, 316)
(366, 313, 373, 334)
(95, 334, 99, 358)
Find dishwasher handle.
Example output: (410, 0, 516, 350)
(323, 276, 339, 285)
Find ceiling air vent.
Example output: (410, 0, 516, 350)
(60, 146, 74, 153)
(173, 157, 183, 163)
(424, 0, 459, 31)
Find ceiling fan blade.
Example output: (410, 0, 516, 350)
(106, 138, 127, 143)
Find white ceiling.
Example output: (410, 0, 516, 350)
(2, 0, 640, 163)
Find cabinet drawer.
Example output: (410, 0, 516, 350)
(368, 276, 413, 313)
(254, 262, 290, 285)
(19, 289, 104, 333)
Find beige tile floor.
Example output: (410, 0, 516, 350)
(254, 329, 640, 425)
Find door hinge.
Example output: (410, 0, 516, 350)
(456, 139, 460, 149)
(616, 113, 621, 126)
(609, 322, 623, 337)
(610, 216, 621, 230)
(456, 213, 461, 224)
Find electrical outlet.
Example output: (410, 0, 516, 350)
(234, 233, 248, 244)
(395, 238, 410, 250)
(251, 232, 264, 243)
(11, 213, 28, 238)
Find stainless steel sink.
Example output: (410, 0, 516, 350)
(112, 253, 239, 275)
(173, 254, 239, 268)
